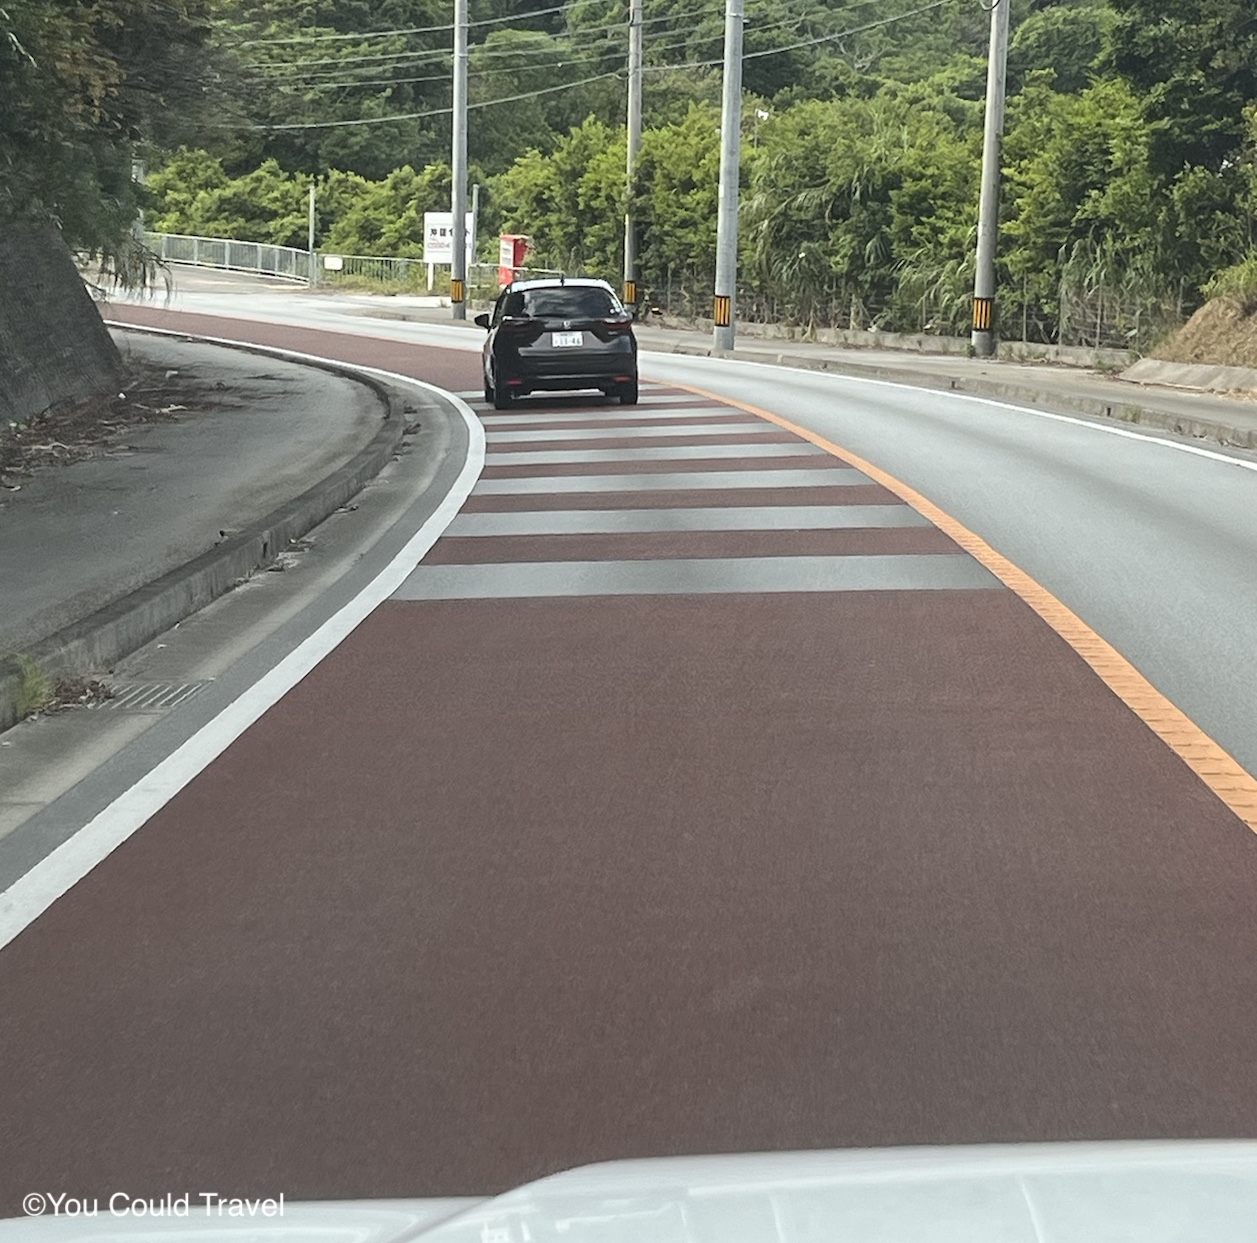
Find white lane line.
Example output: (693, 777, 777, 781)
(0, 332, 485, 953)
(394, 554, 999, 600)
(477, 393, 716, 409)
(635, 393, 716, 404)
(483, 442, 824, 466)
(477, 408, 732, 427)
(486, 423, 780, 443)
(445, 505, 932, 536)
(473, 468, 861, 494)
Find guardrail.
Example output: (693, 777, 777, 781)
(145, 232, 312, 282)
(144, 232, 595, 302)
(144, 232, 499, 295)
(323, 252, 427, 285)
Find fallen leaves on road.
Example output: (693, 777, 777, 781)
(0, 360, 223, 489)
(49, 676, 115, 710)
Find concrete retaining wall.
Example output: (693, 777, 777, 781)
(0, 225, 123, 420)
(667, 316, 1133, 370)
(1123, 357, 1257, 395)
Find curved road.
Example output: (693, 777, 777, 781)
(1, 277, 1256, 1210)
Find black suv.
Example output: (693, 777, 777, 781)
(475, 277, 638, 409)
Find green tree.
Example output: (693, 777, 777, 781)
(1008, 2, 1114, 95)
(147, 149, 233, 234)
(323, 162, 451, 255)
(157, 157, 306, 244)
(492, 116, 624, 276)
(0, 0, 217, 261)
(635, 104, 722, 302)
(741, 90, 979, 329)
(1103, 0, 1257, 174)
(214, 0, 450, 179)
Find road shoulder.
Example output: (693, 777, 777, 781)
(0, 328, 404, 732)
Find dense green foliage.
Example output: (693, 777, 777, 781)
(0, 0, 220, 268)
(147, 151, 452, 256)
(18, 0, 1257, 344)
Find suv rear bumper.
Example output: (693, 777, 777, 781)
(497, 345, 636, 393)
(508, 373, 635, 394)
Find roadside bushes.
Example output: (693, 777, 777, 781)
(147, 67, 1257, 344)
(147, 152, 455, 257)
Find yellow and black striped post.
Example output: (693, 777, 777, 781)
(972, 296, 994, 333)
(623, 279, 637, 306)
(713, 294, 732, 329)
(450, 278, 465, 306)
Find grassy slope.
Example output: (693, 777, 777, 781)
(1151, 298, 1257, 369)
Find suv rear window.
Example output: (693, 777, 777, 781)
(505, 287, 618, 319)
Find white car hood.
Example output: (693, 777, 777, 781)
(5, 1141, 1257, 1242)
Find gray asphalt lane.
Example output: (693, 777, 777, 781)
(644, 354, 1257, 778)
(0, 332, 381, 654)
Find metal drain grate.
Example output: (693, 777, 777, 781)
(99, 680, 209, 712)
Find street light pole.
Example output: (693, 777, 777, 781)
(971, 0, 1010, 357)
(623, 0, 643, 308)
(713, 0, 744, 352)
(450, 0, 468, 319)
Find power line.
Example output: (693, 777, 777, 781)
(250, 68, 628, 130)
(641, 0, 956, 72)
(237, 3, 698, 65)
(245, 44, 451, 73)
(246, 0, 957, 130)
(240, 1, 587, 46)
(243, 9, 698, 77)
(246, 0, 911, 82)
(257, 27, 725, 92)
(747, 0, 954, 59)
(247, 9, 804, 91)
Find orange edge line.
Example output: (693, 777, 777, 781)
(671, 379, 1257, 835)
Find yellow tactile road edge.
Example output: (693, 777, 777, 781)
(672, 380, 1257, 833)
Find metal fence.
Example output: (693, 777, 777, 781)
(323, 253, 427, 286)
(146, 232, 312, 282)
(144, 232, 573, 303)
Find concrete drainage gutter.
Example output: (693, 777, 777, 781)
(0, 329, 408, 734)
(663, 343, 1257, 451)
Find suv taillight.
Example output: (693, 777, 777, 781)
(596, 313, 633, 338)
(497, 316, 545, 346)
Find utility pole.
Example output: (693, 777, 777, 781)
(470, 181, 480, 289)
(130, 155, 147, 249)
(623, 0, 643, 308)
(713, 0, 744, 352)
(971, 0, 1010, 357)
(450, 0, 468, 319)
(307, 181, 317, 288)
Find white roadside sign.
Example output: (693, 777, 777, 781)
(423, 211, 475, 265)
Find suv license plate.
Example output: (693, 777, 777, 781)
(551, 331, 583, 348)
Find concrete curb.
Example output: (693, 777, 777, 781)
(659, 343, 1257, 451)
(0, 327, 407, 733)
(1122, 357, 1257, 395)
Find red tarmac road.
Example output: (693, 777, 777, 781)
(2, 307, 1257, 1210)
